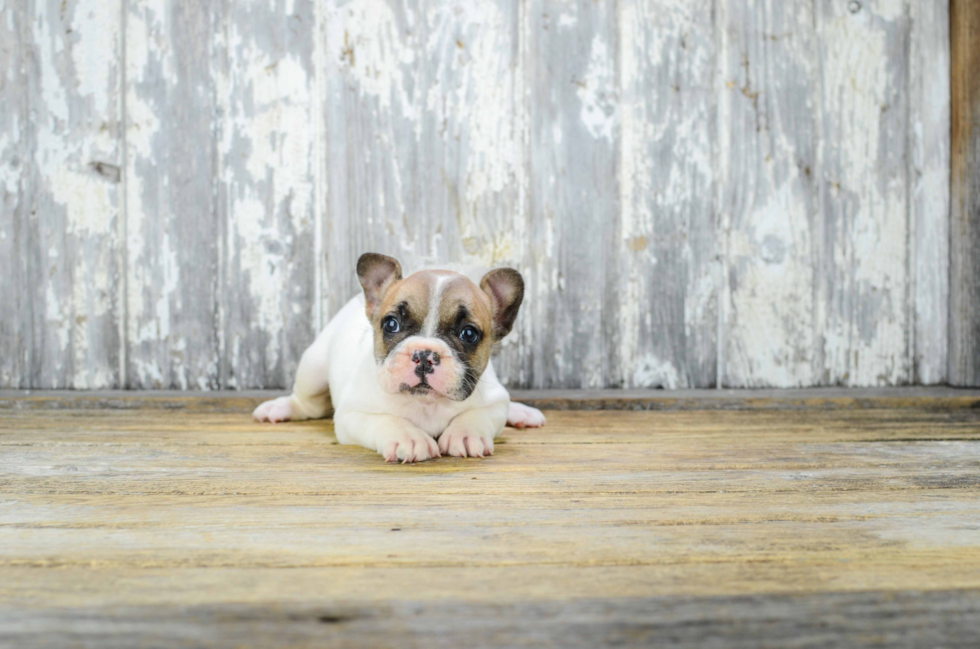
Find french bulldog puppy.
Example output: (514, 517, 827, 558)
(252, 253, 546, 462)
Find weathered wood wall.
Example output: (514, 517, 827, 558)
(0, 0, 959, 390)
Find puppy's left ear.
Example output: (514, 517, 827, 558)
(479, 268, 524, 341)
(357, 253, 402, 320)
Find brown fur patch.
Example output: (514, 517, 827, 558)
(372, 273, 432, 362)
(434, 277, 495, 388)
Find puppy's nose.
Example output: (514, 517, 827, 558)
(412, 349, 440, 378)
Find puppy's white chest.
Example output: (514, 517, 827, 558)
(385, 396, 464, 437)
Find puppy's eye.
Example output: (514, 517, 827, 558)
(382, 317, 400, 334)
(459, 325, 480, 345)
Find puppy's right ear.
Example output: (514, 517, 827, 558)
(357, 253, 402, 320)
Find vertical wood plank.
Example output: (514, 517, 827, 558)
(319, 0, 423, 318)
(24, 0, 124, 388)
(717, 0, 819, 388)
(909, 2, 949, 385)
(618, 0, 717, 389)
(816, 0, 911, 386)
(218, 0, 317, 389)
(525, 0, 619, 388)
(949, 0, 980, 386)
(0, 0, 30, 388)
(124, 0, 220, 389)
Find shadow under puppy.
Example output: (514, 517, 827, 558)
(253, 253, 546, 462)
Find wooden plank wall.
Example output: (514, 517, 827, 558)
(0, 0, 959, 390)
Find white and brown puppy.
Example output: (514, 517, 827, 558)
(252, 253, 546, 462)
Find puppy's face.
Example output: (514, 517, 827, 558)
(356, 254, 523, 402)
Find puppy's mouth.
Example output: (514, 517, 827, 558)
(399, 381, 435, 396)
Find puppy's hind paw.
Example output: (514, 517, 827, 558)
(252, 396, 294, 423)
(507, 402, 546, 429)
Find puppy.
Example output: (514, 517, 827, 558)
(252, 253, 546, 462)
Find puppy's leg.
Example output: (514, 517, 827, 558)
(439, 402, 509, 458)
(253, 336, 333, 423)
(506, 401, 546, 429)
(334, 410, 440, 463)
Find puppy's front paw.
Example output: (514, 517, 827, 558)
(381, 428, 440, 464)
(438, 427, 494, 458)
(507, 402, 546, 429)
(253, 396, 293, 423)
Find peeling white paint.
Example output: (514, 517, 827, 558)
(125, 0, 172, 387)
(819, 1, 909, 385)
(423, 0, 522, 268)
(327, 0, 417, 116)
(0, 118, 21, 196)
(71, 0, 115, 117)
(221, 8, 315, 386)
(577, 33, 617, 142)
(727, 181, 815, 387)
(617, 0, 716, 388)
(871, 0, 906, 22)
(54, 168, 115, 236)
(26, 0, 122, 389)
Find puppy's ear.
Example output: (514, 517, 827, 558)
(357, 253, 402, 319)
(479, 268, 524, 341)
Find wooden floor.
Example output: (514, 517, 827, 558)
(2, 391, 980, 647)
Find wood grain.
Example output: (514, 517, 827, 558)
(2, 590, 978, 649)
(619, 0, 717, 389)
(124, 0, 220, 389)
(718, 0, 818, 387)
(950, 0, 980, 386)
(1, 403, 979, 646)
(318, 0, 424, 318)
(910, 1, 950, 385)
(218, 0, 317, 389)
(817, 0, 911, 386)
(3, 0, 124, 389)
(0, 0, 30, 389)
(525, 0, 620, 389)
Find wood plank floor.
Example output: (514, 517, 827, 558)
(2, 392, 980, 647)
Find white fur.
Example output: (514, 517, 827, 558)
(421, 273, 452, 337)
(253, 293, 545, 462)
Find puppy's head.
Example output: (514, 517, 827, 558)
(357, 253, 523, 401)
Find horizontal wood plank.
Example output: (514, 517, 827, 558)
(2, 590, 979, 649)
